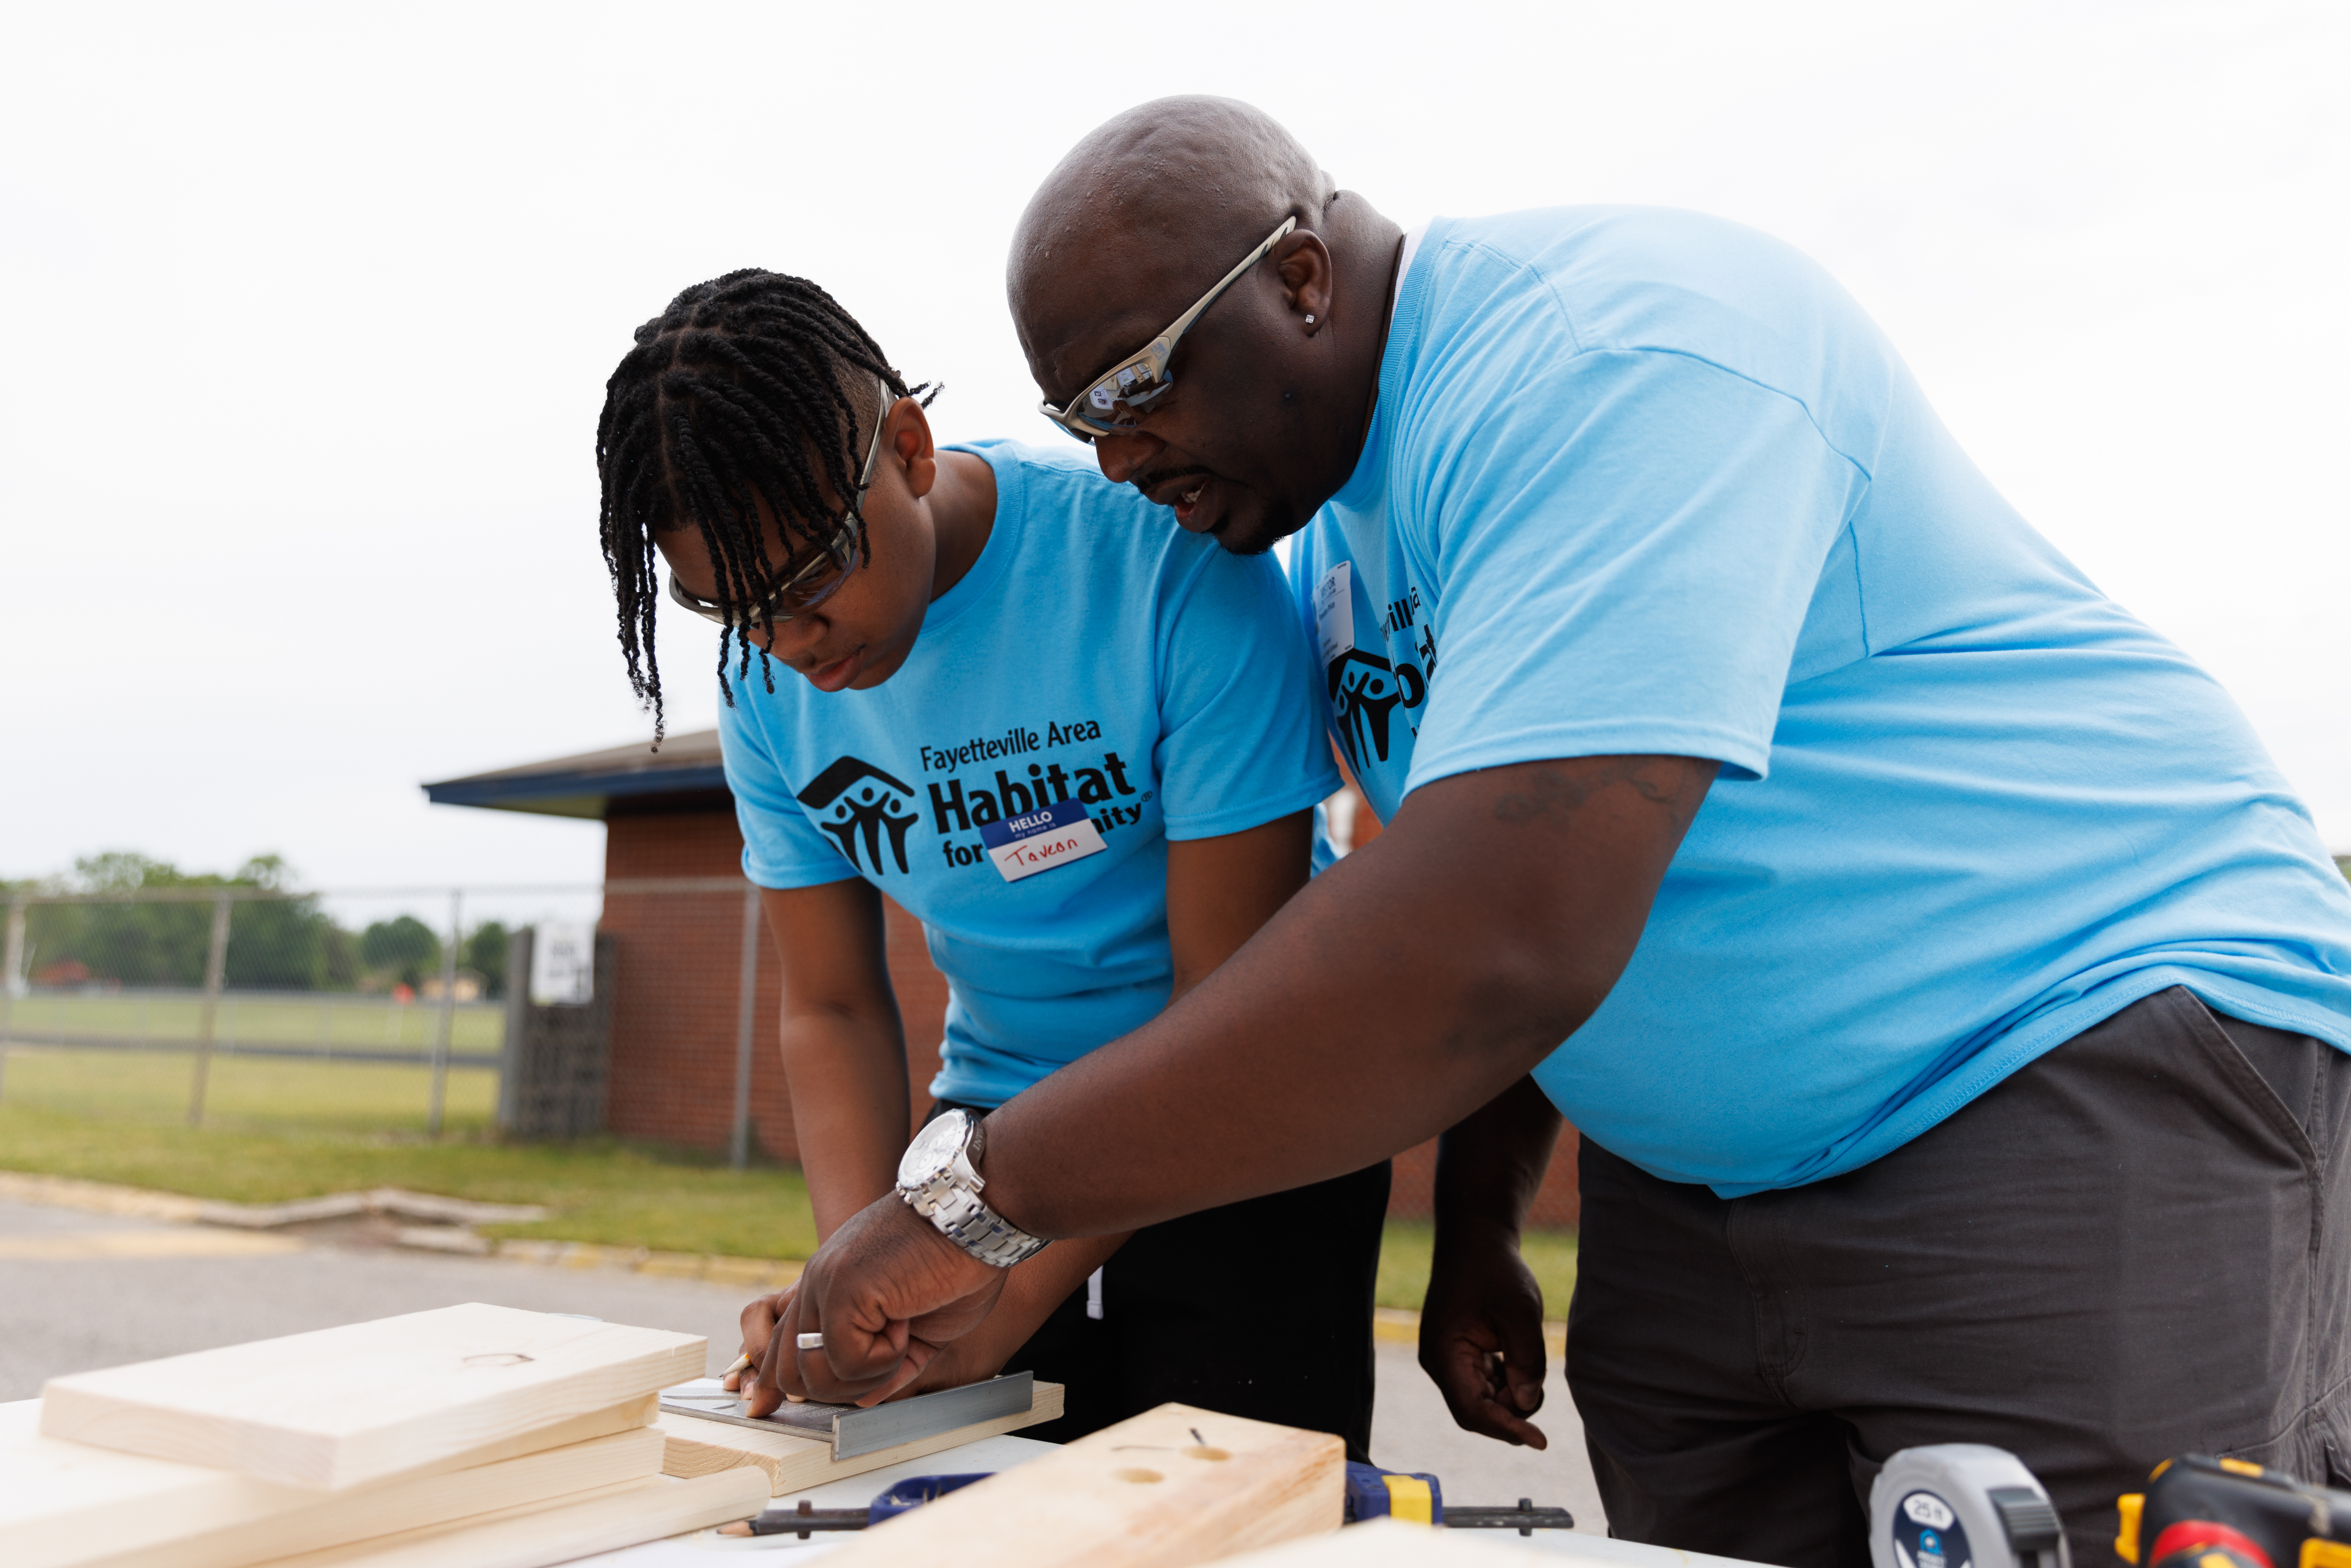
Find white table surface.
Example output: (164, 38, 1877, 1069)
(566, 1434, 1063, 1566)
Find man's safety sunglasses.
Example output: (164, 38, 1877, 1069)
(667, 378, 896, 628)
(1038, 216, 1298, 444)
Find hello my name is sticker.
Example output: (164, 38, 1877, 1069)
(977, 797, 1108, 884)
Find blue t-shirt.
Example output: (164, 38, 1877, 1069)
(723, 439, 1338, 1107)
(1294, 207, 2351, 1196)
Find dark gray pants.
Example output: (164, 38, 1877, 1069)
(1568, 987, 2351, 1568)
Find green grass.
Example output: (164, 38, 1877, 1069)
(0, 1098, 821, 1260)
(1, 992, 503, 1053)
(1374, 1218, 1578, 1316)
(1, 1048, 500, 1137)
(0, 1059, 1574, 1294)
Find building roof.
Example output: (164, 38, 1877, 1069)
(421, 729, 729, 819)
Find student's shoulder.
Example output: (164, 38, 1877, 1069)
(953, 437, 1154, 530)
(952, 437, 1245, 581)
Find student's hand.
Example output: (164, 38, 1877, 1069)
(1418, 1224, 1549, 1448)
(728, 1283, 801, 1393)
(745, 1195, 1010, 1414)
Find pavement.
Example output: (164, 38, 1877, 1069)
(0, 1194, 1607, 1533)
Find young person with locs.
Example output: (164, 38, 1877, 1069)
(592, 270, 1378, 1453)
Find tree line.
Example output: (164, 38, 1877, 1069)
(5, 853, 510, 996)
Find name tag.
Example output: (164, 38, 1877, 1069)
(979, 798, 1108, 884)
(1315, 561, 1354, 666)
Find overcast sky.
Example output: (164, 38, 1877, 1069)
(4, 1, 2345, 916)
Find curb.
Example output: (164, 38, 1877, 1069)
(0, 1170, 805, 1290)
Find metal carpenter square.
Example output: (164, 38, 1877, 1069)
(832, 1372, 1034, 1459)
(659, 1371, 1036, 1460)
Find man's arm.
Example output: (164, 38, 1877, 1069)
(1418, 1074, 1565, 1448)
(754, 754, 1714, 1407)
(866, 809, 1320, 1400)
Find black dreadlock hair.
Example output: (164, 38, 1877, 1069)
(595, 269, 933, 742)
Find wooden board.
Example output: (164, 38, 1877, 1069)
(0, 1397, 661, 1568)
(825, 1401, 1342, 1568)
(657, 1379, 1066, 1495)
(38, 1303, 705, 1489)
(245, 1470, 769, 1568)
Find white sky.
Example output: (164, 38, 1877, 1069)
(4, 0, 2345, 912)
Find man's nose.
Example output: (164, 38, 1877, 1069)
(1091, 428, 1165, 485)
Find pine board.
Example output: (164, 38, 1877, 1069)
(245, 1470, 769, 1568)
(826, 1401, 1342, 1568)
(657, 1379, 1065, 1495)
(39, 1303, 705, 1489)
(0, 1397, 661, 1568)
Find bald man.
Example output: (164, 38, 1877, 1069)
(749, 98, 2351, 1567)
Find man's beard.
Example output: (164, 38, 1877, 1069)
(1215, 492, 1305, 557)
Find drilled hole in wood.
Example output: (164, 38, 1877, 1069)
(1113, 1468, 1164, 1484)
(1184, 1446, 1231, 1462)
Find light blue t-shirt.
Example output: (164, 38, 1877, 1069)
(1295, 206, 2351, 1196)
(723, 439, 1338, 1107)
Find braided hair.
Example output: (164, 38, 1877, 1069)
(596, 269, 930, 741)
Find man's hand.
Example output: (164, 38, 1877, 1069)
(745, 1194, 1010, 1413)
(1418, 1224, 1550, 1448)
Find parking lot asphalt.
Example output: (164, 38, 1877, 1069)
(0, 1195, 1606, 1532)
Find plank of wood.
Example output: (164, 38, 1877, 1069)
(657, 1380, 1066, 1495)
(38, 1303, 705, 1489)
(825, 1401, 1342, 1568)
(245, 1470, 768, 1568)
(0, 1398, 663, 1568)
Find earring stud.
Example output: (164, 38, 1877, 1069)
(1304, 313, 1316, 325)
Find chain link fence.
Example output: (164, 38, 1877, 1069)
(0, 881, 760, 1148)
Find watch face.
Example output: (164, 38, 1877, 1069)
(898, 1112, 967, 1187)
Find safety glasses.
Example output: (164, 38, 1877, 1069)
(1038, 216, 1298, 443)
(667, 378, 895, 627)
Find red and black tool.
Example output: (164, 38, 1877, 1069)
(2117, 1453, 2351, 1568)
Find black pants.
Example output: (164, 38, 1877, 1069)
(1568, 987, 2351, 1568)
(937, 1100, 1388, 1461)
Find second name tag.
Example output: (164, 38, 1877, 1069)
(979, 798, 1108, 884)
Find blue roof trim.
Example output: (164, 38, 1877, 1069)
(424, 764, 731, 809)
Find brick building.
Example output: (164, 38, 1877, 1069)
(426, 732, 1577, 1227)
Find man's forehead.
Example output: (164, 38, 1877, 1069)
(1016, 213, 1250, 393)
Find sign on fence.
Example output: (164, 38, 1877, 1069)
(528, 922, 597, 1007)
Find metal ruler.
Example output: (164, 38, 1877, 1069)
(659, 1371, 1036, 1460)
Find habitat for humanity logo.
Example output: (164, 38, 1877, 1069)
(796, 756, 920, 875)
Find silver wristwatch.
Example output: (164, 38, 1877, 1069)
(896, 1110, 1049, 1268)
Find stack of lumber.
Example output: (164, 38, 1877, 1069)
(657, 1375, 1067, 1495)
(5, 1302, 767, 1568)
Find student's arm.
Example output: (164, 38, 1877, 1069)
(727, 879, 909, 1393)
(873, 809, 1317, 1399)
(1166, 811, 1315, 1001)
(1418, 1074, 1565, 1448)
(761, 880, 911, 1241)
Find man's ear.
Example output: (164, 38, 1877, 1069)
(889, 397, 940, 501)
(1275, 232, 1336, 333)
